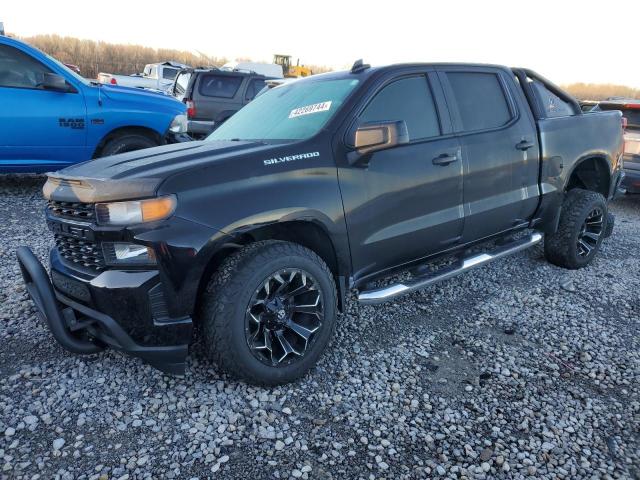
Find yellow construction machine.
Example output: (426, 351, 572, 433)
(273, 54, 312, 78)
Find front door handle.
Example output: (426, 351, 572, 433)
(432, 153, 458, 166)
(516, 140, 535, 151)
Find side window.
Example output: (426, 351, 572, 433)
(446, 72, 512, 131)
(359, 76, 440, 140)
(530, 80, 574, 118)
(162, 67, 179, 80)
(245, 79, 266, 100)
(199, 74, 243, 98)
(0, 45, 52, 89)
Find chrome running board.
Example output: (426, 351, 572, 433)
(357, 232, 543, 305)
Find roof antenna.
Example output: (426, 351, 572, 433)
(351, 59, 370, 74)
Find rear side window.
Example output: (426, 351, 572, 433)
(245, 78, 266, 100)
(530, 81, 574, 118)
(359, 76, 440, 140)
(446, 72, 512, 131)
(0, 45, 52, 89)
(162, 67, 179, 80)
(199, 74, 243, 98)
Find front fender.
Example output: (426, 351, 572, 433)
(157, 145, 352, 308)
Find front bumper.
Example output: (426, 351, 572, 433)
(165, 131, 193, 144)
(16, 246, 191, 375)
(187, 120, 216, 137)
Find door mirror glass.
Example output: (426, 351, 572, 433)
(42, 73, 70, 92)
(351, 120, 409, 154)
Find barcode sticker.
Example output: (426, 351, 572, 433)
(289, 101, 332, 119)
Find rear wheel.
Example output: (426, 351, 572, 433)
(99, 133, 158, 157)
(200, 241, 337, 385)
(544, 189, 608, 269)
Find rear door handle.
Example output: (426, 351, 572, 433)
(516, 140, 535, 151)
(432, 153, 458, 166)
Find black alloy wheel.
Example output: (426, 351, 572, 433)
(200, 240, 337, 385)
(576, 207, 604, 258)
(544, 188, 608, 269)
(245, 269, 323, 366)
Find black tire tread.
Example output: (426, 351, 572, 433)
(100, 134, 157, 157)
(200, 240, 336, 385)
(604, 212, 615, 238)
(544, 188, 607, 269)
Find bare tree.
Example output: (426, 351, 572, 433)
(563, 83, 640, 101)
(21, 34, 228, 79)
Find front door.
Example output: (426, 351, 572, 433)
(0, 44, 87, 172)
(338, 72, 464, 281)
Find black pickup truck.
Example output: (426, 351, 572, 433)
(17, 61, 625, 385)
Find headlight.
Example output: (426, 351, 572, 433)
(102, 242, 156, 266)
(169, 113, 188, 133)
(95, 195, 176, 226)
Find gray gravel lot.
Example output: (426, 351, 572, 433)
(0, 174, 638, 480)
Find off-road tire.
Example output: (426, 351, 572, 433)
(604, 212, 615, 238)
(99, 134, 158, 157)
(200, 241, 337, 386)
(544, 188, 608, 269)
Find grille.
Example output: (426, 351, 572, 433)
(47, 200, 95, 221)
(54, 234, 105, 271)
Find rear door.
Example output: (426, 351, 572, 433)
(338, 71, 464, 280)
(194, 73, 244, 122)
(0, 44, 87, 171)
(438, 67, 540, 242)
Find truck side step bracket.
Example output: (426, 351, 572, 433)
(357, 232, 543, 305)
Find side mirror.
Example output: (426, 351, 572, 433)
(347, 120, 409, 165)
(42, 73, 71, 92)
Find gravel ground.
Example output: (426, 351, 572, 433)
(0, 174, 638, 480)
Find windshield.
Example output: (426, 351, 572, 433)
(207, 78, 359, 142)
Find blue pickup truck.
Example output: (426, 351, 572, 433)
(0, 36, 189, 173)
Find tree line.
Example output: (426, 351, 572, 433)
(21, 34, 229, 78)
(14, 35, 639, 97)
(563, 82, 640, 101)
(19, 34, 332, 79)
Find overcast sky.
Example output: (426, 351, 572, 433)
(4, 0, 639, 87)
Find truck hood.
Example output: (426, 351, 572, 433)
(44, 140, 275, 203)
(98, 84, 183, 111)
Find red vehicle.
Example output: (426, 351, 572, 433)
(64, 63, 81, 75)
(588, 100, 640, 193)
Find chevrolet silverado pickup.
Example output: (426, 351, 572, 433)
(17, 61, 625, 385)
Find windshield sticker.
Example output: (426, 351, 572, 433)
(263, 151, 320, 166)
(289, 101, 332, 119)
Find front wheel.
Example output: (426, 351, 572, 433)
(99, 133, 158, 157)
(544, 188, 608, 269)
(200, 241, 337, 385)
